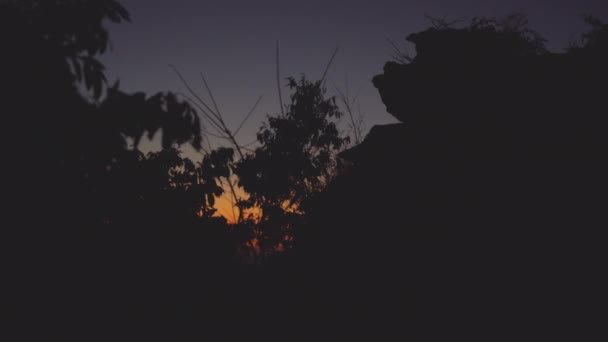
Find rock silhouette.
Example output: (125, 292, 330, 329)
(300, 15, 608, 339)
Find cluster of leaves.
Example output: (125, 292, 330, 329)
(104, 148, 233, 224)
(1, 0, 130, 99)
(392, 13, 548, 67)
(2, 0, 240, 247)
(467, 13, 548, 56)
(101, 84, 202, 150)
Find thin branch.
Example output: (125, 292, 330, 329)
(229, 182, 237, 224)
(176, 92, 225, 135)
(169, 64, 220, 121)
(225, 175, 243, 223)
(320, 46, 339, 86)
(424, 13, 464, 29)
(352, 86, 361, 105)
(200, 72, 225, 125)
(204, 133, 214, 152)
(217, 177, 237, 224)
(234, 95, 263, 137)
(276, 40, 285, 117)
(387, 38, 413, 63)
(240, 146, 256, 153)
(199, 72, 246, 160)
(332, 81, 362, 144)
(241, 138, 259, 148)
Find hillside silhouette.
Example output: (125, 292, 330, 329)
(2, 1, 607, 340)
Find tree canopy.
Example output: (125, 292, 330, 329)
(233, 76, 349, 250)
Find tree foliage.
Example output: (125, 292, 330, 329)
(2, 0, 130, 99)
(236, 77, 348, 214)
(101, 84, 202, 150)
(1, 0, 232, 243)
(234, 76, 349, 250)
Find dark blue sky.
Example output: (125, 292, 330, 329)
(101, 0, 608, 154)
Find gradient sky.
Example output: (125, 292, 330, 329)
(101, 0, 607, 153)
(100, 0, 606, 220)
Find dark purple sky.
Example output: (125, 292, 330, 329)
(101, 0, 608, 154)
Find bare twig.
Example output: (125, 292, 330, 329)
(169, 65, 220, 121)
(216, 176, 237, 224)
(234, 95, 263, 137)
(241, 138, 259, 148)
(276, 40, 285, 117)
(200, 72, 225, 125)
(175, 92, 225, 135)
(320, 46, 339, 86)
(332, 80, 364, 145)
(197, 72, 245, 160)
(225, 176, 242, 223)
(387, 38, 413, 64)
(240, 146, 256, 153)
(424, 14, 465, 29)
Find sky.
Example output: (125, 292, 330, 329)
(100, 0, 607, 219)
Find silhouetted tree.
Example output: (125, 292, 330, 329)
(2, 0, 213, 237)
(234, 76, 349, 250)
(3, 3, 243, 339)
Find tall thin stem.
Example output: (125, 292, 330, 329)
(276, 40, 285, 117)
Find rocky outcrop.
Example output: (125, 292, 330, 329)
(372, 24, 607, 159)
(299, 20, 608, 340)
